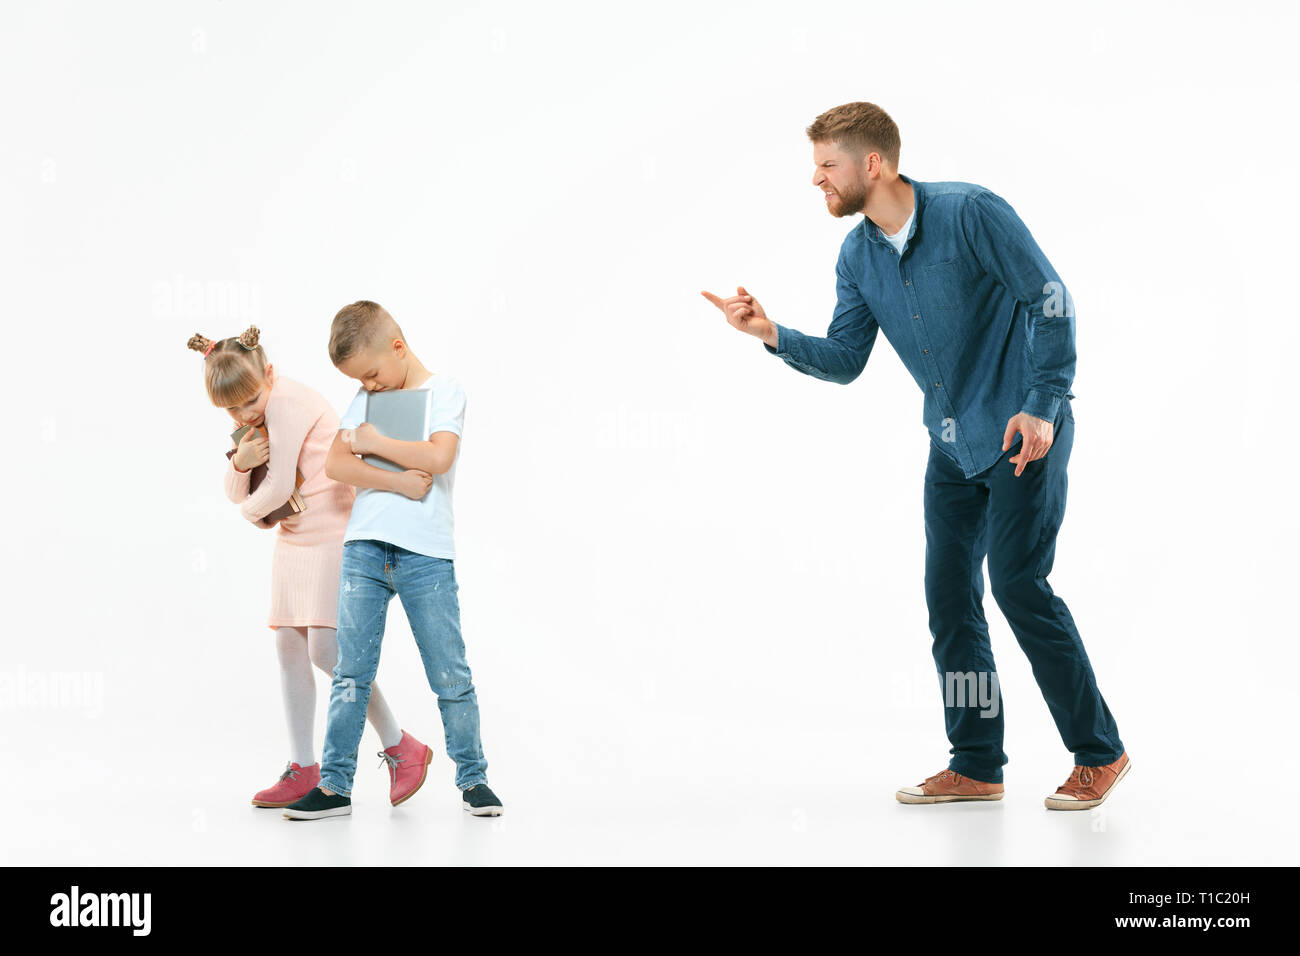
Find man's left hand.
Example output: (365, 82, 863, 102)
(1003, 412, 1054, 477)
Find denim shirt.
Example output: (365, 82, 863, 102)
(765, 174, 1076, 478)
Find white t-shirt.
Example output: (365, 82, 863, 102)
(337, 373, 467, 560)
(881, 205, 915, 255)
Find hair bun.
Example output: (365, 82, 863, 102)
(238, 326, 261, 350)
(187, 333, 214, 354)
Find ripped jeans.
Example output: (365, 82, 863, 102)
(319, 539, 488, 795)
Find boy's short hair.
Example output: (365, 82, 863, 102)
(806, 101, 901, 169)
(329, 300, 406, 365)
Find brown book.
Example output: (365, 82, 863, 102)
(226, 423, 307, 524)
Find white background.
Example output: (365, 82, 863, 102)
(2, 0, 1296, 865)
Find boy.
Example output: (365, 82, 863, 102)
(283, 300, 503, 820)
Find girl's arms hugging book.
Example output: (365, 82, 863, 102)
(225, 423, 307, 523)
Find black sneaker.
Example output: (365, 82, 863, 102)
(282, 786, 352, 821)
(462, 784, 503, 816)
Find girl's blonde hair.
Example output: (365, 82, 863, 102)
(186, 325, 269, 407)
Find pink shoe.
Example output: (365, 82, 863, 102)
(252, 761, 320, 808)
(377, 730, 433, 806)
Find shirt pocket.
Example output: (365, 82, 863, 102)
(919, 256, 968, 311)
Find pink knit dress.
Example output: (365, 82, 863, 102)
(223, 375, 355, 631)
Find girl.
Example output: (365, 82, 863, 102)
(188, 326, 426, 808)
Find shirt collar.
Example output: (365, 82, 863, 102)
(862, 173, 922, 248)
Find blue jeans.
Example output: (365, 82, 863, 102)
(922, 398, 1125, 784)
(320, 539, 488, 794)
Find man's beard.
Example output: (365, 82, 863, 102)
(829, 178, 867, 218)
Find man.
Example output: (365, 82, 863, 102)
(702, 102, 1130, 810)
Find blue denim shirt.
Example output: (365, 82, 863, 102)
(765, 174, 1076, 478)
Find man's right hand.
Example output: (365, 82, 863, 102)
(232, 428, 270, 471)
(393, 469, 434, 500)
(701, 286, 778, 348)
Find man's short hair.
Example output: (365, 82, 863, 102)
(806, 102, 901, 169)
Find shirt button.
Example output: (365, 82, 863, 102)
(934, 381, 940, 387)
(923, 348, 930, 354)
(905, 279, 911, 286)
(913, 314, 919, 320)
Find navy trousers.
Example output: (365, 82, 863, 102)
(922, 398, 1125, 784)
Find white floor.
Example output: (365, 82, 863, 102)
(9, 489, 1294, 867)
(7, 685, 1291, 866)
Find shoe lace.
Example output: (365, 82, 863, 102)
(1062, 765, 1095, 792)
(278, 762, 299, 783)
(923, 770, 959, 787)
(377, 749, 405, 784)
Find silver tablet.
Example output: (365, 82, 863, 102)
(360, 388, 430, 473)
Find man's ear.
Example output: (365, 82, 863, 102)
(861, 150, 884, 180)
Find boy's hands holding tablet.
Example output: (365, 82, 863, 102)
(339, 426, 431, 499)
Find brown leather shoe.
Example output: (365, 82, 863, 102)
(1045, 751, 1131, 810)
(896, 768, 1004, 804)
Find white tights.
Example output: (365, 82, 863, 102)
(275, 626, 403, 766)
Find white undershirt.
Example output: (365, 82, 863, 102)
(881, 206, 915, 255)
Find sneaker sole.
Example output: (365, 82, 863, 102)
(463, 803, 503, 816)
(896, 790, 1004, 804)
(1044, 756, 1131, 811)
(391, 747, 434, 807)
(252, 798, 304, 808)
(281, 805, 352, 820)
